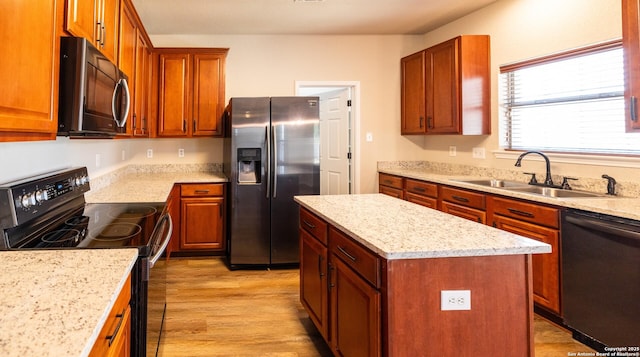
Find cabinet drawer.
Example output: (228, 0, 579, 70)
(330, 227, 380, 288)
(441, 201, 486, 224)
(379, 185, 404, 199)
(300, 208, 328, 245)
(405, 179, 438, 198)
(379, 173, 403, 189)
(181, 183, 224, 197)
(491, 196, 559, 229)
(405, 192, 437, 209)
(440, 186, 485, 210)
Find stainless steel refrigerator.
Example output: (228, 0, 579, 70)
(223, 97, 320, 268)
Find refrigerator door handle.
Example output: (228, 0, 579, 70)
(266, 125, 271, 199)
(272, 125, 278, 198)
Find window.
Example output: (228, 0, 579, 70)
(499, 40, 640, 155)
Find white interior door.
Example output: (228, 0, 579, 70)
(318, 88, 351, 195)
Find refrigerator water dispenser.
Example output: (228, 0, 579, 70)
(237, 148, 261, 183)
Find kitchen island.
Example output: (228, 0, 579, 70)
(0, 249, 138, 357)
(295, 194, 550, 356)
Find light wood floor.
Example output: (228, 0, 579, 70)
(158, 257, 594, 356)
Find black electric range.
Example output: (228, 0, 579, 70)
(0, 167, 171, 357)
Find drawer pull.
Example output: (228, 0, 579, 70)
(194, 189, 210, 194)
(303, 220, 316, 230)
(383, 180, 393, 185)
(106, 308, 127, 346)
(452, 195, 469, 203)
(412, 187, 426, 193)
(337, 245, 357, 262)
(507, 208, 535, 218)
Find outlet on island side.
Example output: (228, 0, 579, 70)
(441, 290, 471, 311)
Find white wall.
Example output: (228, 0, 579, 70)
(405, 0, 635, 182)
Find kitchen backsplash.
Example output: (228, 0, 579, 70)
(89, 163, 223, 192)
(378, 161, 640, 198)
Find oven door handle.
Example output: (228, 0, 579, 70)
(149, 213, 173, 269)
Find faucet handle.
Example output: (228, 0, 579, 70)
(602, 174, 617, 195)
(523, 172, 538, 185)
(561, 177, 578, 190)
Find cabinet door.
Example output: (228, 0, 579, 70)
(493, 215, 560, 314)
(180, 197, 225, 250)
(117, 0, 137, 137)
(426, 38, 460, 134)
(192, 53, 225, 136)
(100, 0, 120, 63)
(330, 257, 380, 357)
(0, 0, 58, 141)
(133, 30, 150, 137)
(157, 53, 191, 137)
(623, 0, 640, 131)
(401, 51, 426, 134)
(300, 230, 329, 340)
(65, 0, 97, 43)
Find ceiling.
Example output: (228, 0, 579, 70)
(131, 0, 497, 36)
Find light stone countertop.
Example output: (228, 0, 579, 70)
(85, 171, 228, 203)
(294, 194, 551, 260)
(378, 167, 640, 221)
(0, 249, 138, 357)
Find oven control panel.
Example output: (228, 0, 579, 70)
(0, 167, 90, 229)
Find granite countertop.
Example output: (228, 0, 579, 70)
(379, 167, 640, 221)
(85, 171, 228, 203)
(0, 249, 138, 357)
(294, 194, 551, 260)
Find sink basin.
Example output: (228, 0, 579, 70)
(452, 179, 529, 188)
(506, 186, 607, 198)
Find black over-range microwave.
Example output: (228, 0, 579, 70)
(58, 37, 130, 137)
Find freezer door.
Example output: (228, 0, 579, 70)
(270, 97, 320, 264)
(228, 97, 271, 266)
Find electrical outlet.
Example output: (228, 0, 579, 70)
(178, 148, 185, 157)
(449, 146, 457, 157)
(472, 147, 486, 159)
(147, 149, 153, 158)
(441, 290, 471, 311)
(366, 132, 373, 142)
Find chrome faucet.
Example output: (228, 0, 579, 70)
(514, 151, 554, 187)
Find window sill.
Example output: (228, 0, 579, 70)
(493, 150, 640, 169)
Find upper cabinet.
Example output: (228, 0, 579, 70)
(401, 35, 491, 135)
(0, 0, 59, 142)
(155, 49, 228, 138)
(65, 0, 120, 63)
(622, 0, 640, 132)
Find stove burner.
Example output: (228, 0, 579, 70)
(90, 223, 142, 241)
(40, 229, 82, 247)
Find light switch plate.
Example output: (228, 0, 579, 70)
(441, 290, 471, 311)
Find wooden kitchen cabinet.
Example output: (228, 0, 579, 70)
(299, 208, 329, 341)
(117, 0, 152, 137)
(378, 173, 404, 199)
(156, 49, 228, 138)
(65, 0, 120, 63)
(489, 196, 561, 314)
(622, 0, 640, 131)
(166, 185, 181, 259)
(179, 183, 226, 251)
(89, 274, 131, 357)
(404, 178, 438, 209)
(400, 35, 490, 135)
(0, 0, 59, 142)
(439, 185, 486, 224)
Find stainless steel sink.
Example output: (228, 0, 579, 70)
(505, 186, 607, 198)
(452, 179, 529, 188)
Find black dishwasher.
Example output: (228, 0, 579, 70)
(561, 209, 640, 350)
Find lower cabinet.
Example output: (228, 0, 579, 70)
(90, 274, 132, 357)
(300, 228, 329, 340)
(177, 183, 226, 252)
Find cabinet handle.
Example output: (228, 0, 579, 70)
(132, 114, 137, 129)
(182, 119, 187, 132)
(427, 116, 433, 129)
(193, 119, 196, 132)
(318, 255, 325, 278)
(303, 220, 316, 230)
(95, 21, 102, 44)
(477, 217, 482, 223)
(383, 180, 393, 185)
(106, 308, 127, 346)
(419, 117, 424, 128)
(194, 189, 210, 194)
(631, 96, 638, 122)
(328, 263, 335, 290)
(336, 245, 357, 262)
(412, 187, 426, 193)
(451, 195, 469, 203)
(492, 221, 497, 228)
(507, 208, 534, 218)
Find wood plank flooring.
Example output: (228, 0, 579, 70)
(158, 257, 594, 356)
